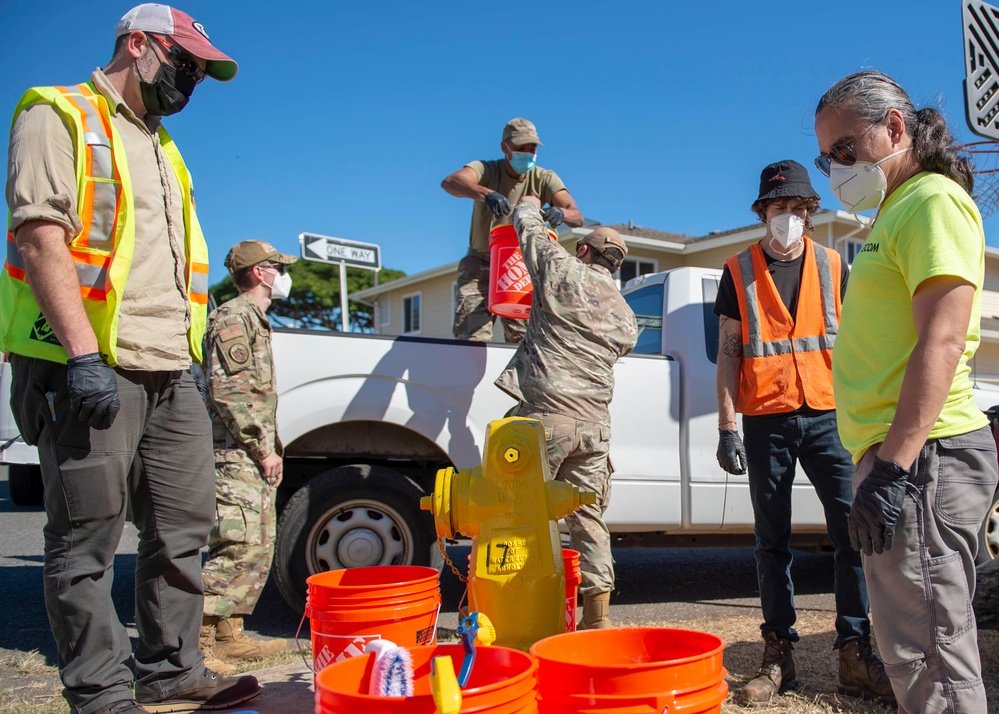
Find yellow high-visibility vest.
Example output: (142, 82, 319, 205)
(1, 81, 209, 366)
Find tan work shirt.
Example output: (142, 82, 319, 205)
(465, 159, 566, 258)
(6, 69, 191, 371)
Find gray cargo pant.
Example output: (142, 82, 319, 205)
(512, 406, 614, 596)
(856, 428, 997, 714)
(10, 356, 216, 714)
(453, 253, 526, 344)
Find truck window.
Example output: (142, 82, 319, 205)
(623, 285, 664, 355)
(702, 276, 720, 365)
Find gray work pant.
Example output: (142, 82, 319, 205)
(857, 428, 997, 714)
(10, 356, 216, 714)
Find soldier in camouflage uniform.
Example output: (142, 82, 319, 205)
(442, 118, 583, 343)
(199, 240, 296, 671)
(495, 197, 638, 629)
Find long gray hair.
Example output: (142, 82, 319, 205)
(816, 71, 974, 195)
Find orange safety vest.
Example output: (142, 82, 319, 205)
(726, 237, 841, 416)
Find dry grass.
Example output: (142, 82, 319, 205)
(0, 650, 64, 714)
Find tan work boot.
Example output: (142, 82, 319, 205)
(199, 616, 237, 676)
(214, 615, 291, 662)
(838, 636, 896, 704)
(736, 632, 798, 707)
(580, 591, 612, 630)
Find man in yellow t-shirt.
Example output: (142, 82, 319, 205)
(442, 118, 583, 343)
(815, 70, 998, 712)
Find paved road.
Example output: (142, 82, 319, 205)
(0, 466, 844, 664)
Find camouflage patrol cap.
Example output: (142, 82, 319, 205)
(502, 118, 543, 147)
(578, 227, 628, 266)
(224, 240, 298, 273)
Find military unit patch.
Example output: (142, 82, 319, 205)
(229, 343, 250, 364)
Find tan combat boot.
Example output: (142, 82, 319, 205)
(214, 615, 291, 662)
(199, 616, 237, 676)
(736, 631, 798, 707)
(580, 591, 612, 630)
(837, 636, 896, 704)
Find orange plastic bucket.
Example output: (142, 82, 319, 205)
(315, 642, 539, 714)
(306, 566, 441, 673)
(488, 223, 557, 320)
(562, 549, 581, 633)
(530, 628, 727, 714)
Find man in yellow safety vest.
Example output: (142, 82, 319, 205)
(3, 5, 260, 713)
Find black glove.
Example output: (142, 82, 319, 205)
(190, 363, 210, 402)
(849, 457, 909, 556)
(484, 191, 511, 217)
(542, 206, 564, 228)
(66, 353, 120, 430)
(716, 429, 747, 474)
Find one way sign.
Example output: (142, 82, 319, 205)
(299, 232, 381, 271)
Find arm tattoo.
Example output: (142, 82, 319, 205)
(722, 331, 742, 358)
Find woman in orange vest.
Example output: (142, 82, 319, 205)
(713, 160, 893, 707)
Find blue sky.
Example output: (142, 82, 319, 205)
(2, 0, 997, 284)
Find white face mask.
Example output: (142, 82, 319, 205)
(829, 147, 912, 214)
(265, 270, 293, 300)
(768, 212, 804, 254)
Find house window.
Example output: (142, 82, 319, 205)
(378, 298, 390, 327)
(844, 239, 865, 264)
(403, 293, 421, 334)
(618, 258, 657, 286)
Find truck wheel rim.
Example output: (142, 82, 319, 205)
(305, 498, 413, 572)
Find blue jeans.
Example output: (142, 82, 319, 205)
(743, 410, 869, 648)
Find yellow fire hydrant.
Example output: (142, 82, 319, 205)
(420, 417, 596, 651)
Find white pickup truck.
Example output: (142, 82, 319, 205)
(4, 266, 999, 612)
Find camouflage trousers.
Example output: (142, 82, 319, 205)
(202, 457, 277, 618)
(453, 253, 526, 343)
(512, 406, 614, 596)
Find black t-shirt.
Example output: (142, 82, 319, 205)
(713, 245, 849, 322)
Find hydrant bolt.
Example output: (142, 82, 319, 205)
(504, 448, 519, 463)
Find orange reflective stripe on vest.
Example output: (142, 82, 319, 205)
(727, 238, 841, 415)
(189, 261, 209, 305)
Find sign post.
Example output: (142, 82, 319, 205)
(298, 233, 382, 332)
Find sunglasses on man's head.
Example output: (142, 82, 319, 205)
(149, 34, 206, 85)
(814, 119, 884, 177)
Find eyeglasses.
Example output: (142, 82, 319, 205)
(260, 263, 286, 275)
(814, 119, 883, 177)
(148, 34, 206, 85)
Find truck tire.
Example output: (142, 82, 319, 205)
(8, 464, 43, 507)
(273, 464, 436, 614)
(978, 489, 999, 565)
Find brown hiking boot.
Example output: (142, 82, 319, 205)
(137, 668, 260, 713)
(838, 636, 896, 704)
(736, 632, 798, 707)
(580, 591, 612, 630)
(214, 615, 291, 662)
(199, 616, 238, 676)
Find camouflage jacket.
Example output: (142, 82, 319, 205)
(205, 292, 280, 462)
(495, 203, 638, 425)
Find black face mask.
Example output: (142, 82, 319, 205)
(137, 60, 197, 117)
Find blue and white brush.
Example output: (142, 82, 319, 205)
(365, 639, 414, 697)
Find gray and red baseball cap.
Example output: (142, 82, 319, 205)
(115, 4, 238, 81)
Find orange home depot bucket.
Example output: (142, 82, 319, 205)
(305, 566, 441, 673)
(530, 628, 728, 714)
(562, 549, 580, 633)
(488, 223, 558, 320)
(315, 643, 539, 714)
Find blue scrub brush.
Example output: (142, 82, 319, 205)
(455, 612, 496, 687)
(364, 639, 414, 697)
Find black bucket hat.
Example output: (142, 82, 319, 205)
(756, 160, 819, 202)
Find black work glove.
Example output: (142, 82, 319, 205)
(190, 363, 210, 402)
(542, 206, 565, 228)
(716, 429, 747, 474)
(484, 191, 511, 217)
(849, 457, 909, 556)
(66, 353, 120, 430)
